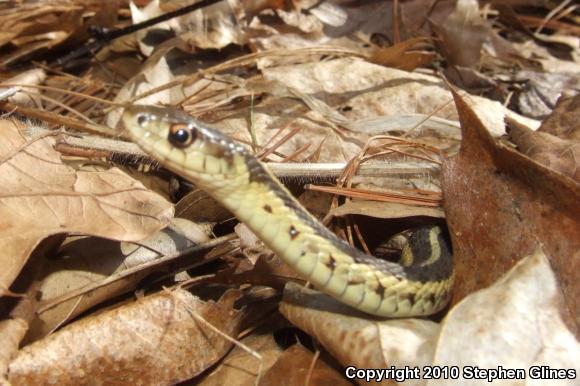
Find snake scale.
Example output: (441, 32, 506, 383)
(122, 105, 454, 317)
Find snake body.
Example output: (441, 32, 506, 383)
(122, 105, 454, 317)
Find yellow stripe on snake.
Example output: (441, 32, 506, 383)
(122, 105, 454, 317)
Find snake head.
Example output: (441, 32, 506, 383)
(122, 105, 249, 181)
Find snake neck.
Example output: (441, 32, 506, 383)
(202, 154, 453, 317)
(121, 105, 454, 317)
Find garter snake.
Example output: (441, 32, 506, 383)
(122, 105, 454, 317)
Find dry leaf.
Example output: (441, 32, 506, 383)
(259, 344, 351, 386)
(0, 2, 119, 68)
(252, 1, 393, 56)
(280, 250, 578, 385)
(120, 217, 211, 268)
(175, 189, 231, 224)
(432, 0, 489, 68)
(107, 52, 175, 127)
(259, 58, 538, 136)
(0, 68, 46, 106)
(28, 218, 210, 340)
(507, 118, 580, 182)
(0, 120, 172, 296)
(306, 1, 347, 27)
(236, 222, 262, 251)
(8, 289, 243, 386)
(537, 93, 580, 141)
(0, 319, 28, 383)
(197, 324, 285, 386)
(232, 222, 300, 286)
(202, 57, 538, 163)
(129, 0, 171, 57)
(441, 90, 580, 336)
(513, 71, 580, 119)
(280, 282, 440, 386)
(172, 1, 247, 50)
(432, 249, 580, 386)
(128, 0, 248, 64)
(369, 37, 435, 71)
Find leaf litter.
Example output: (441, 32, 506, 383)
(0, 119, 172, 297)
(0, 0, 579, 385)
(27, 218, 212, 341)
(8, 288, 243, 386)
(442, 90, 580, 335)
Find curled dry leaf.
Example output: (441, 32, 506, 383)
(0, 120, 172, 296)
(506, 118, 580, 182)
(260, 344, 352, 386)
(8, 288, 243, 386)
(273, 6, 325, 35)
(29, 218, 210, 340)
(432, 249, 580, 386)
(130, 0, 248, 55)
(442, 91, 580, 336)
(280, 283, 440, 386)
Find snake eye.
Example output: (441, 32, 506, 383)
(136, 113, 149, 127)
(168, 124, 195, 148)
